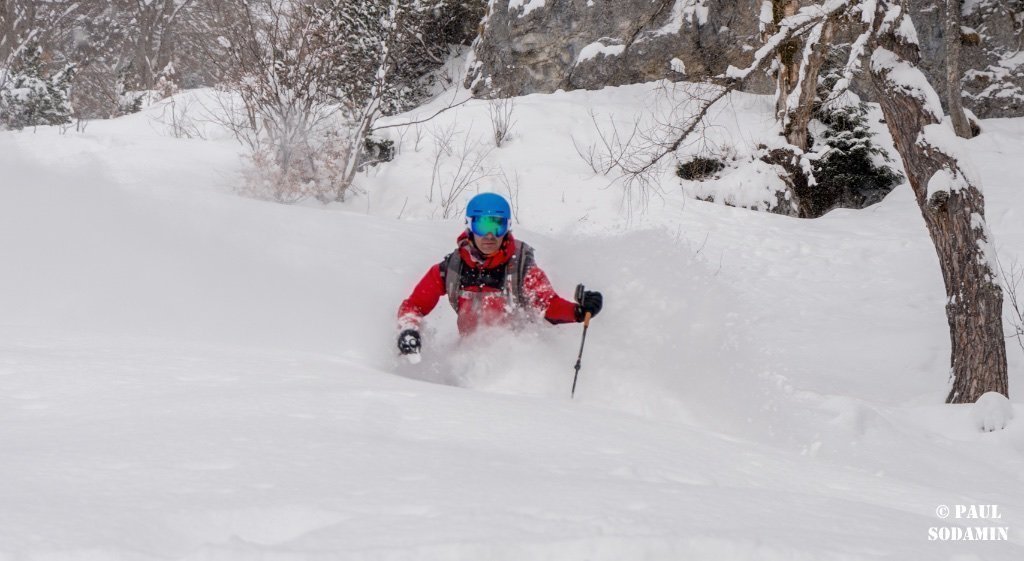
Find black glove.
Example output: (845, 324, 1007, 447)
(397, 329, 421, 355)
(575, 290, 603, 322)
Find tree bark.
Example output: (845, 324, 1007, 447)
(133, 1, 157, 89)
(783, 18, 834, 151)
(945, 0, 974, 138)
(869, 7, 1007, 403)
(0, 0, 15, 64)
(772, 0, 801, 138)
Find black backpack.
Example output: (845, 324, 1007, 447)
(443, 241, 534, 311)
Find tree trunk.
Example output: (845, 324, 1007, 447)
(0, 1, 15, 63)
(772, 0, 800, 133)
(783, 18, 834, 151)
(154, 0, 193, 83)
(869, 7, 1007, 403)
(135, 4, 156, 90)
(339, 0, 402, 200)
(945, 0, 974, 138)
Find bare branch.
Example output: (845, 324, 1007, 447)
(488, 96, 517, 147)
(371, 95, 472, 132)
(998, 258, 1024, 356)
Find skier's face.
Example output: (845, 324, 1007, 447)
(473, 232, 504, 256)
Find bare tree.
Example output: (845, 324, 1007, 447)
(203, 0, 465, 203)
(207, 0, 349, 202)
(866, 2, 1006, 403)
(944, 0, 975, 138)
(121, 0, 197, 90)
(606, 0, 1009, 403)
(312, 0, 463, 199)
(335, 0, 404, 195)
(739, 0, 1008, 402)
(576, 81, 737, 211)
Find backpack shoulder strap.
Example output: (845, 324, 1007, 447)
(506, 241, 534, 307)
(443, 251, 463, 311)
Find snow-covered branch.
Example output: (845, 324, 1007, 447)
(725, 0, 848, 81)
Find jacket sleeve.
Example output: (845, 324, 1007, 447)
(397, 263, 447, 330)
(522, 264, 580, 325)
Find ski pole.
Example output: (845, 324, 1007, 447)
(571, 284, 592, 399)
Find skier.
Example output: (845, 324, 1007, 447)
(396, 193, 603, 356)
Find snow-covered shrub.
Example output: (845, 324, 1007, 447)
(0, 42, 74, 130)
(153, 63, 180, 100)
(209, 0, 470, 204)
(240, 127, 355, 204)
(676, 156, 725, 181)
(119, 92, 145, 115)
(207, 0, 353, 201)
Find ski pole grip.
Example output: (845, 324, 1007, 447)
(575, 284, 591, 327)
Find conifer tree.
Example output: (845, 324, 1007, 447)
(0, 40, 74, 129)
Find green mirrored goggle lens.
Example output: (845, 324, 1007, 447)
(470, 215, 509, 237)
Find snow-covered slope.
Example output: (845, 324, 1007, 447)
(2, 84, 1023, 560)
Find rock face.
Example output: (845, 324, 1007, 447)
(467, 0, 1024, 118)
(910, 0, 1024, 118)
(466, 0, 773, 96)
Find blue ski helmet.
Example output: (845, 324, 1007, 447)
(465, 193, 511, 238)
(466, 193, 511, 219)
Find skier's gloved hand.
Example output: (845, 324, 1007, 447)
(575, 290, 603, 322)
(397, 329, 421, 355)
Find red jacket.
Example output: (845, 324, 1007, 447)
(398, 232, 580, 335)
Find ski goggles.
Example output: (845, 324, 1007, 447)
(469, 215, 510, 238)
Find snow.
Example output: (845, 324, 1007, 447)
(870, 47, 945, 121)
(927, 167, 969, 200)
(670, 57, 687, 75)
(895, 11, 920, 46)
(857, 0, 878, 25)
(508, 0, 545, 17)
(758, 0, 773, 34)
(972, 392, 1015, 432)
(919, 122, 984, 188)
(576, 41, 626, 64)
(2, 83, 1024, 559)
(654, 0, 710, 35)
(961, 0, 994, 17)
(1000, 51, 1024, 71)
